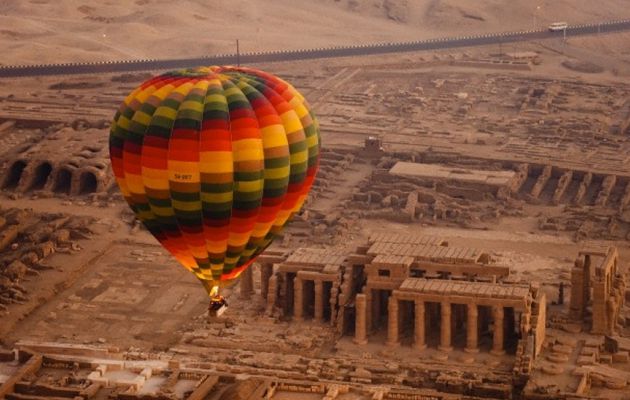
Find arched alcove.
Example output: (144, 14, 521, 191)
(29, 162, 53, 190)
(2, 161, 27, 189)
(53, 169, 73, 194)
(79, 171, 98, 194)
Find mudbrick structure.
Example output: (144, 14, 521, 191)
(0, 126, 112, 197)
(0, 344, 467, 400)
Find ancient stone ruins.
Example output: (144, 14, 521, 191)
(1, 40, 630, 399)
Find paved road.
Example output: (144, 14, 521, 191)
(1, 19, 629, 78)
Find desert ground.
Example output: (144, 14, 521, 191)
(2, 0, 630, 64)
(1, 1, 630, 399)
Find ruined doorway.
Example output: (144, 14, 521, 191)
(303, 279, 315, 319)
(352, 265, 366, 294)
(478, 305, 493, 351)
(29, 162, 52, 191)
(79, 171, 97, 194)
(399, 300, 415, 346)
(284, 273, 295, 316)
(371, 289, 390, 333)
(2, 161, 27, 189)
(425, 302, 441, 348)
(452, 303, 467, 350)
(54, 169, 72, 194)
(343, 305, 355, 335)
(505, 307, 518, 354)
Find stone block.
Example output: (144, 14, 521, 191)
(576, 354, 596, 366)
(20, 251, 40, 266)
(612, 351, 629, 363)
(51, 228, 71, 244)
(5, 260, 27, 280)
(37, 241, 55, 258)
(599, 354, 612, 365)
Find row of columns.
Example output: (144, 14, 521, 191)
(356, 295, 506, 355)
(294, 277, 326, 322)
(239, 263, 274, 300)
(255, 264, 337, 323)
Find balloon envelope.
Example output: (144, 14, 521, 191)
(109, 66, 320, 294)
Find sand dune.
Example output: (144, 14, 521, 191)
(1, 0, 629, 65)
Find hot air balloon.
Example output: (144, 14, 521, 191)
(109, 66, 320, 307)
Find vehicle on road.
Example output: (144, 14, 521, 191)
(548, 22, 568, 31)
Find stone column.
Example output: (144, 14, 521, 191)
(266, 275, 277, 316)
(260, 263, 273, 300)
(386, 296, 400, 347)
(365, 290, 372, 334)
(414, 300, 426, 350)
(439, 302, 453, 352)
(314, 280, 324, 322)
(491, 306, 505, 355)
(294, 277, 304, 321)
(354, 293, 368, 345)
(239, 266, 254, 299)
(465, 303, 479, 353)
(329, 285, 339, 327)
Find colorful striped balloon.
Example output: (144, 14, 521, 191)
(109, 66, 320, 295)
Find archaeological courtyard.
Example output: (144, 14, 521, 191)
(1, 37, 630, 400)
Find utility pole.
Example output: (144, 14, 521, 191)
(563, 27, 567, 43)
(236, 39, 240, 67)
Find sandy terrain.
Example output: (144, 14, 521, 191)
(2, 0, 630, 65)
(0, 3, 630, 397)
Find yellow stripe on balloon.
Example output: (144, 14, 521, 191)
(232, 142, 264, 162)
(279, 112, 303, 134)
(290, 151, 308, 165)
(199, 152, 233, 172)
(201, 192, 233, 203)
(292, 103, 309, 119)
(126, 174, 145, 194)
(116, 115, 131, 130)
(170, 200, 203, 212)
(306, 134, 319, 148)
(132, 111, 152, 126)
(261, 125, 288, 147)
(236, 180, 264, 193)
(151, 206, 175, 217)
(174, 82, 194, 96)
(223, 86, 242, 97)
(153, 106, 178, 120)
(264, 166, 290, 180)
(205, 93, 228, 104)
(134, 85, 159, 105)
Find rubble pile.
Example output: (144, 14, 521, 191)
(0, 207, 94, 314)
